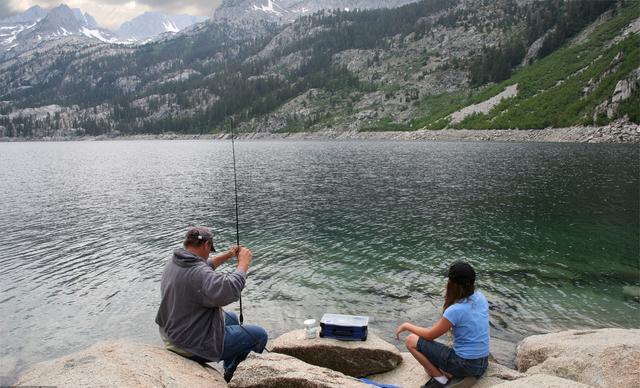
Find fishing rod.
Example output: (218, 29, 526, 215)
(227, 116, 271, 352)
(229, 116, 244, 325)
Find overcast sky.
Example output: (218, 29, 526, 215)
(1, 0, 223, 29)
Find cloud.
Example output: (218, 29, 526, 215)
(5, 0, 224, 29)
(0, 1, 17, 19)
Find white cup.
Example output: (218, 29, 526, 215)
(304, 319, 316, 339)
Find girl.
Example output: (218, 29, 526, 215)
(395, 261, 489, 388)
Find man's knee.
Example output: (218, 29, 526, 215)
(253, 326, 268, 348)
(225, 311, 239, 325)
(243, 325, 268, 351)
(405, 334, 419, 350)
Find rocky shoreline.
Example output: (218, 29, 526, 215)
(13, 328, 640, 388)
(1, 121, 639, 144)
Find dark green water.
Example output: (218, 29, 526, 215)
(0, 140, 637, 381)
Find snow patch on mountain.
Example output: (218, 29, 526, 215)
(117, 12, 208, 41)
(252, 0, 286, 17)
(162, 21, 180, 33)
(0, 22, 37, 48)
(81, 27, 119, 43)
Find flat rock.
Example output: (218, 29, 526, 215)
(366, 352, 428, 388)
(15, 340, 226, 388)
(229, 352, 371, 388)
(269, 329, 402, 377)
(368, 355, 525, 388)
(474, 362, 525, 388)
(516, 328, 640, 388)
(489, 337, 518, 368)
(490, 373, 592, 388)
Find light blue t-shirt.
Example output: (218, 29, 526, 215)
(443, 291, 490, 359)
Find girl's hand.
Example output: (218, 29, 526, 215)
(395, 322, 408, 339)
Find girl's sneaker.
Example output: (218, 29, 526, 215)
(445, 376, 478, 388)
(421, 377, 445, 388)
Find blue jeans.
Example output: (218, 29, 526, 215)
(220, 311, 268, 378)
(417, 338, 488, 377)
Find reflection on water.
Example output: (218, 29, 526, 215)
(0, 140, 638, 380)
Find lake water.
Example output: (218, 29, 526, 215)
(0, 140, 638, 382)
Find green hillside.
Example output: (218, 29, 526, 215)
(413, 2, 640, 130)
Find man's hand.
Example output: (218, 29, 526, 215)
(227, 244, 240, 258)
(237, 247, 253, 273)
(209, 245, 241, 269)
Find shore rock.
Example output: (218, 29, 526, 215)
(230, 122, 640, 144)
(15, 341, 226, 388)
(3, 122, 639, 144)
(366, 352, 428, 388)
(491, 374, 592, 388)
(367, 355, 526, 388)
(366, 353, 527, 388)
(489, 337, 518, 368)
(516, 328, 640, 388)
(269, 329, 402, 377)
(474, 362, 526, 388)
(229, 352, 370, 388)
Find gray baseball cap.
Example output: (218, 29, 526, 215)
(184, 226, 215, 251)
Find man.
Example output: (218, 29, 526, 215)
(155, 226, 268, 382)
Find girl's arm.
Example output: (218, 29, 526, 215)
(395, 316, 453, 340)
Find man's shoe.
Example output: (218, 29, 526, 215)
(444, 376, 477, 388)
(421, 377, 445, 388)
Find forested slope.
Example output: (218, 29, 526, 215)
(0, 0, 637, 138)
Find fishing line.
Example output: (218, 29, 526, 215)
(228, 124, 271, 353)
(218, 79, 266, 355)
(229, 117, 244, 325)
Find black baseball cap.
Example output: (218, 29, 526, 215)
(447, 261, 476, 283)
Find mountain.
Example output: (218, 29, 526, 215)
(71, 8, 98, 29)
(213, 0, 421, 24)
(0, 0, 638, 139)
(117, 12, 208, 42)
(0, 5, 47, 51)
(0, 4, 208, 51)
(0, 5, 48, 24)
(0, 4, 118, 51)
(18, 4, 116, 42)
(1, 0, 419, 52)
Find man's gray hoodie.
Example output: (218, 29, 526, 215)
(155, 247, 246, 361)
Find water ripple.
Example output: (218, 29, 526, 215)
(0, 140, 637, 382)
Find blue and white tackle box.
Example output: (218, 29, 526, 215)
(319, 313, 369, 341)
